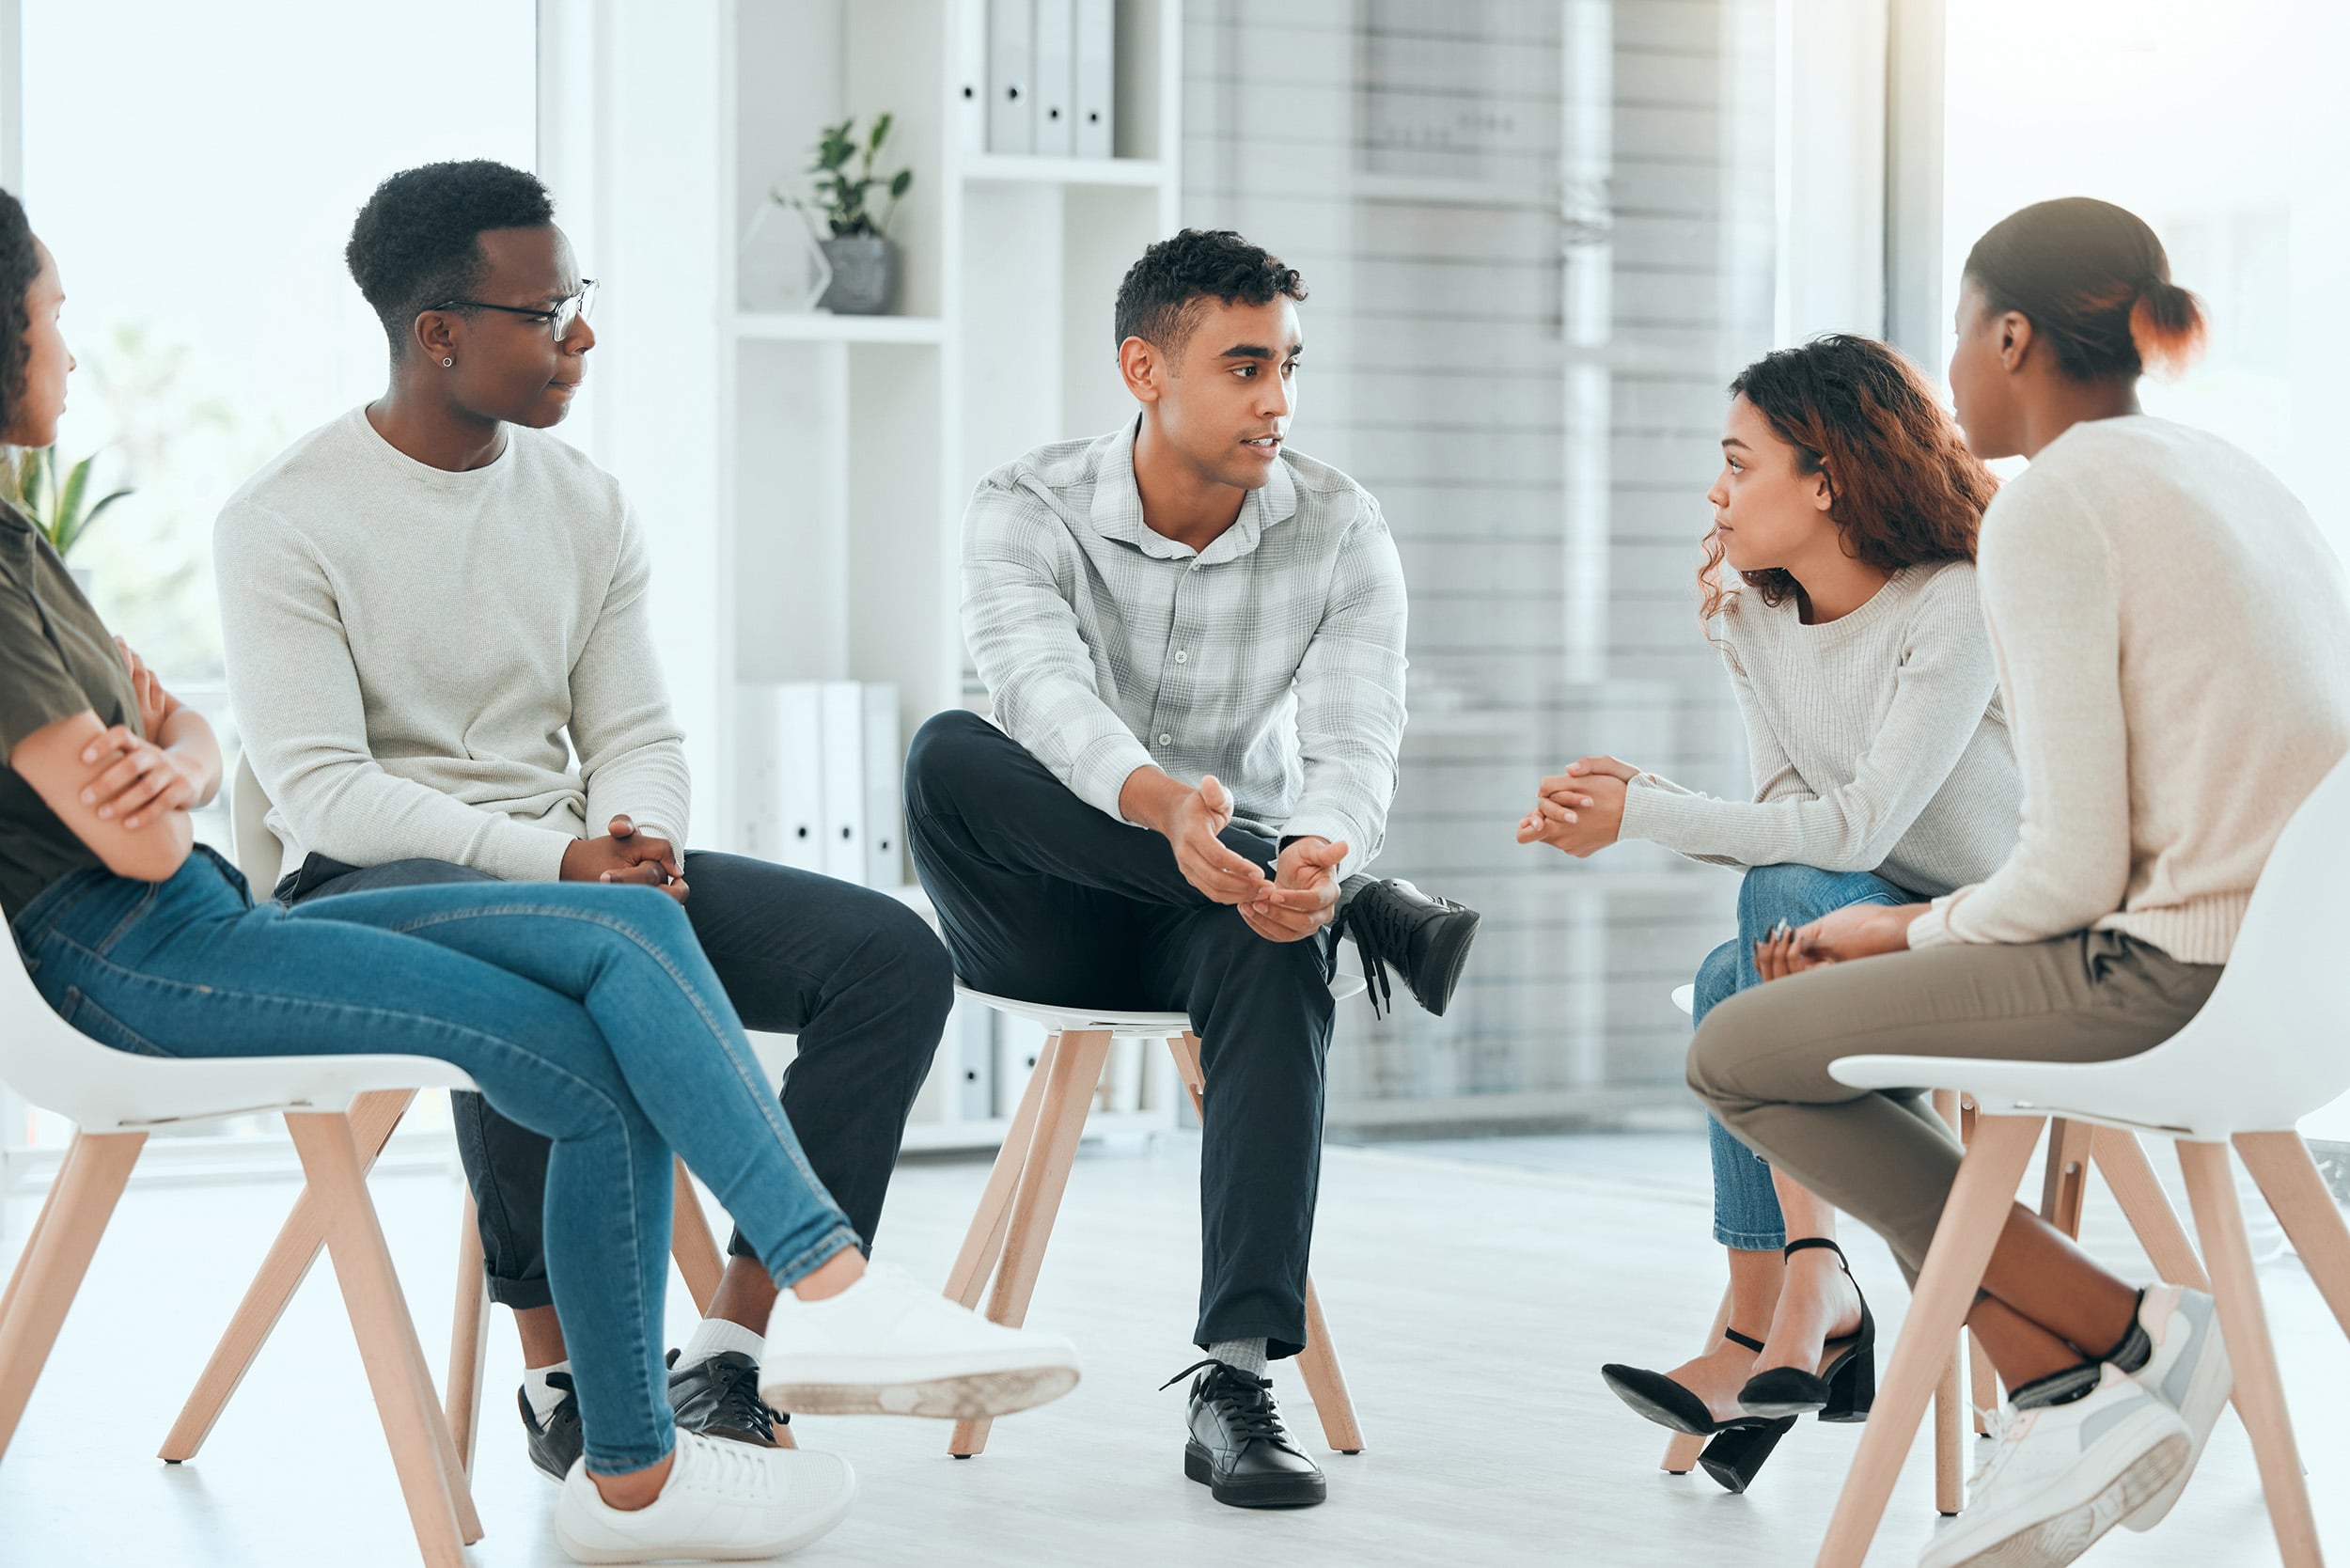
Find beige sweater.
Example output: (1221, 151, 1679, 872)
(1908, 416, 2350, 963)
(217, 409, 690, 883)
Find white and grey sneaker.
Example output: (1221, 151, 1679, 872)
(2118, 1282, 2232, 1530)
(1922, 1366, 2190, 1568)
(554, 1429, 854, 1564)
(760, 1262, 1081, 1420)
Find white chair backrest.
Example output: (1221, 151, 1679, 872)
(2149, 749, 2350, 1130)
(0, 906, 118, 1124)
(230, 751, 286, 891)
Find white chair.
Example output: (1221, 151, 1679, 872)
(163, 753, 744, 1475)
(1813, 753, 2350, 1568)
(0, 862, 487, 1563)
(943, 975, 1370, 1459)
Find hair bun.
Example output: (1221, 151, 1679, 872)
(2129, 275, 2207, 379)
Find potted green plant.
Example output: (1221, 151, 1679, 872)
(1, 446, 131, 595)
(780, 114, 913, 315)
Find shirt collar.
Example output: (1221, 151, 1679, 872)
(1089, 416, 1298, 566)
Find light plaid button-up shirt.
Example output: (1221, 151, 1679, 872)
(962, 421, 1408, 879)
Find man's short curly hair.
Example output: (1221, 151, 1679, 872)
(1113, 228, 1306, 358)
(346, 161, 556, 355)
(0, 190, 41, 435)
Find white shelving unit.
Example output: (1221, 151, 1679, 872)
(716, 0, 1183, 1152)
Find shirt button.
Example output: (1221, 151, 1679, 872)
(1173, 651, 1189, 664)
(1157, 734, 1172, 745)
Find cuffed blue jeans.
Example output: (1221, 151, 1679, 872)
(1693, 862, 1910, 1251)
(10, 847, 861, 1472)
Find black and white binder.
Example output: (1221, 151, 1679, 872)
(987, 0, 1035, 154)
(860, 682, 903, 888)
(955, 0, 990, 152)
(1073, 0, 1115, 159)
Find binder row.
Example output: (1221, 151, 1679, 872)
(735, 681, 904, 891)
(959, 0, 1117, 157)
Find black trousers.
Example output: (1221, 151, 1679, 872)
(279, 848, 952, 1309)
(903, 711, 1335, 1359)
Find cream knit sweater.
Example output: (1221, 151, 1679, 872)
(1620, 561, 2021, 898)
(1908, 416, 2350, 963)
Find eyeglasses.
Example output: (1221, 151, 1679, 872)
(429, 278, 598, 341)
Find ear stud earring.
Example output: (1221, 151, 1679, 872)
(442, 356, 454, 368)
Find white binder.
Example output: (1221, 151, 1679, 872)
(957, 1001, 995, 1121)
(734, 685, 780, 857)
(819, 681, 866, 883)
(954, 0, 989, 153)
(987, 0, 1034, 154)
(1033, 0, 1075, 157)
(994, 1014, 1049, 1118)
(1073, 0, 1114, 159)
(860, 682, 903, 888)
(775, 682, 825, 874)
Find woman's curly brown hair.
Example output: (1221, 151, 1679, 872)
(1700, 334, 1998, 624)
(0, 190, 39, 436)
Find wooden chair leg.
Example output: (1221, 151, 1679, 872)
(1959, 1098, 1998, 1434)
(2040, 1117, 2094, 1238)
(2178, 1140, 2322, 1568)
(670, 1157, 725, 1316)
(1295, 1275, 1365, 1453)
(2235, 1130, 2350, 1342)
(0, 1142, 68, 1338)
(0, 1130, 145, 1461)
(284, 1112, 474, 1567)
(445, 1191, 490, 1477)
(949, 1028, 1111, 1459)
(160, 1089, 415, 1461)
(2092, 1126, 2211, 1291)
(1816, 1114, 2043, 1568)
(1660, 1283, 1733, 1475)
(945, 1032, 1064, 1310)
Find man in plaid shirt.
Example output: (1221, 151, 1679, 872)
(906, 229, 1478, 1511)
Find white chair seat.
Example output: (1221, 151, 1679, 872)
(954, 971, 1368, 1037)
(1670, 983, 1696, 1016)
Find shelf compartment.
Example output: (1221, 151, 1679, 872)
(962, 153, 1169, 188)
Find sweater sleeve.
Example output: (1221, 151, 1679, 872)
(1908, 484, 2130, 948)
(1620, 578, 1996, 874)
(216, 499, 573, 882)
(572, 497, 692, 848)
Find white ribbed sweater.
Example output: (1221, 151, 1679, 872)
(1619, 561, 2021, 898)
(1907, 416, 2350, 963)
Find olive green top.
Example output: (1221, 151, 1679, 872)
(0, 506, 140, 923)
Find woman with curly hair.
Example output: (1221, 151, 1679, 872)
(1518, 333, 2019, 1490)
(0, 189, 1077, 1564)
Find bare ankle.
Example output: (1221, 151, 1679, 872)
(590, 1450, 675, 1512)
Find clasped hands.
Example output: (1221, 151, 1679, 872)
(562, 816, 689, 903)
(1514, 749, 1922, 977)
(1131, 771, 1343, 944)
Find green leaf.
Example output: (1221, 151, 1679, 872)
(55, 453, 92, 538)
(869, 113, 892, 152)
(63, 488, 131, 554)
(889, 168, 913, 199)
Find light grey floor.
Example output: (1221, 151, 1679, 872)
(2, 1130, 2342, 1566)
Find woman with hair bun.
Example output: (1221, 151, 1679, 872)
(1520, 333, 2021, 1491)
(1687, 196, 2350, 1566)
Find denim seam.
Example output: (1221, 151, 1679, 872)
(770, 1225, 863, 1291)
(93, 882, 163, 955)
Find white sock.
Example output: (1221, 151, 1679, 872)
(1209, 1338, 1268, 1379)
(523, 1360, 572, 1424)
(678, 1315, 766, 1370)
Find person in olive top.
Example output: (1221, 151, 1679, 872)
(0, 189, 1076, 1567)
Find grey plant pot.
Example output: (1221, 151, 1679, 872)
(818, 236, 899, 316)
(68, 564, 94, 599)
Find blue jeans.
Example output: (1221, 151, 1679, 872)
(1693, 863, 1910, 1251)
(10, 847, 861, 1472)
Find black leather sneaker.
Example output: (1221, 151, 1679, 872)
(1167, 1359, 1326, 1509)
(666, 1347, 786, 1448)
(1336, 875, 1481, 1018)
(521, 1371, 584, 1482)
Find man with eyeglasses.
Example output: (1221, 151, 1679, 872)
(216, 160, 956, 1485)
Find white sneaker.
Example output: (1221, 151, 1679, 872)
(760, 1261, 1081, 1420)
(554, 1429, 854, 1564)
(1922, 1366, 2189, 1568)
(2118, 1282, 2231, 1529)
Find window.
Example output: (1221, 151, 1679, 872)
(3, 0, 535, 1168)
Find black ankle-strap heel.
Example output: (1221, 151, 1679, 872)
(1735, 1238, 1877, 1422)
